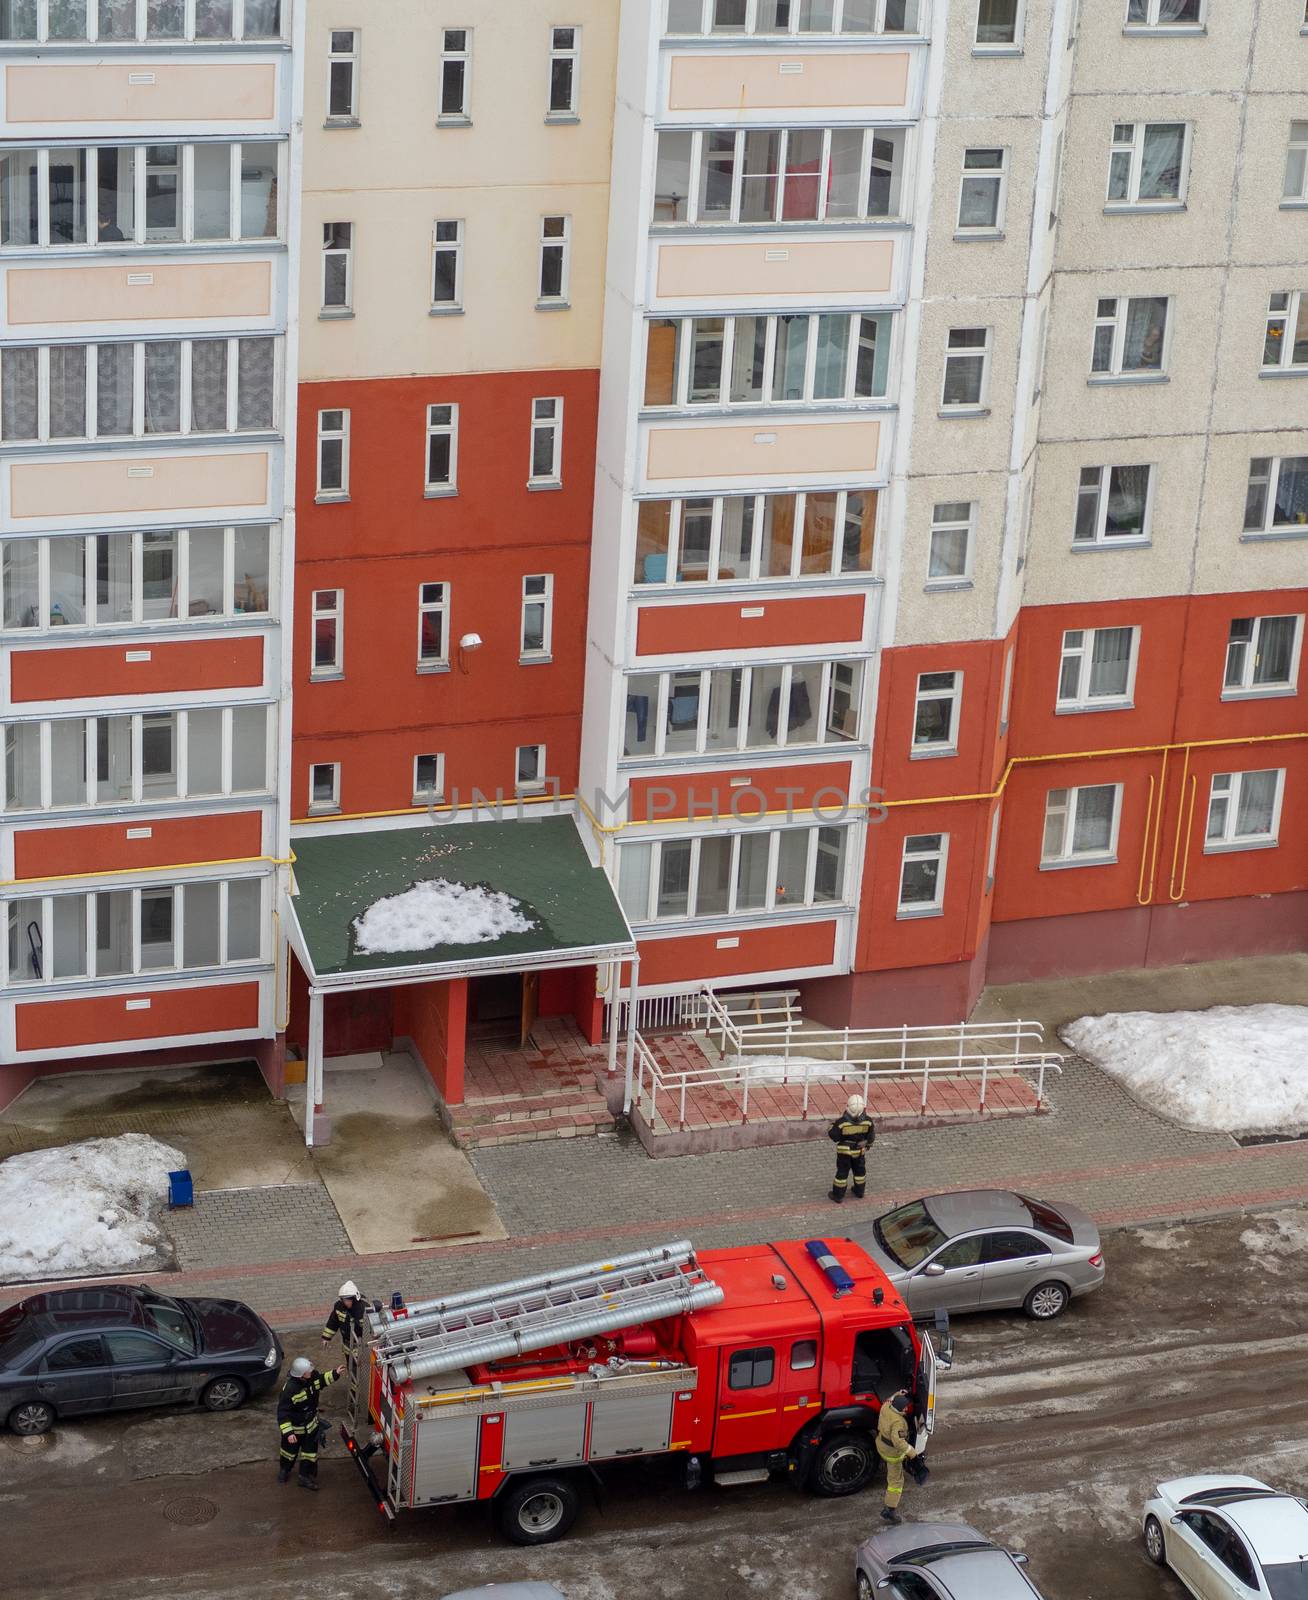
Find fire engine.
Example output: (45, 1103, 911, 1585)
(339, 1235, 952, 1545)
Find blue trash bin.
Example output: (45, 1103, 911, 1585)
(167, 1169, 194, 1208)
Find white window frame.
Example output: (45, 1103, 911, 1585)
(1262, 291, 1308, 371)
(537, 214, 571, 306)
(520, 574, 554, 661)
(1205, 769, 1285, 853)
(985, 803, 1002, 894)
(308, 761, 340, 814)
(527, 396, 563, 487)
(999, 645, 1014, 734)
(315, 408, 349, 499)
(326, 28, 360, 124)
(974, 0, 1023, 48)
(1222, 614, 1303, 698)
(424, 403, 458, 495)
(439, 26, 471, 122)
(662, 0, 922, 36)
(413, 752, 445, 805)
(320, 221, 353, 313)
(547, 24, 580, 119)
(911, 670, 963, 756)
(516, 742, 547, 794)
(941, 326, 991, 411)
(957, 146, 1007, 233)
(417, 581, 449, 671)
(1124, 0, 1205, 27)
(1090, 295, 1170, 378)
(310, 587, 343, 679)
(431, 219, 464, 312)
(1074, 464, 1153, 546)
(1055, 625, 1139, 712)
(0, 1, 287, 44)
(1040, 783, 1123, 868)
(897, 832, 949, 918)
(1243, 456, 1308, 537)
(926, 501, 974, 586)
(1106, 121, 1189, 208)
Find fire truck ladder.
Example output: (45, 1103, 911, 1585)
(375, 1240, 724, 1386)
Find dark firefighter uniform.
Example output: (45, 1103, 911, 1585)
(875, 1390, 918, 1523)
(827, 1102, 875, 1201)
(277, 1365, 340, 1487)
(320, 1296, 365, 1350)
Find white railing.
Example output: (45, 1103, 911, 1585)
(630, 992, 1063, 1133)
(606, 988, 702, 1036)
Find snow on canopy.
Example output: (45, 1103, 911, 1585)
(1063, 1004, 1308, 1135)
(0, 1133, 183, 1284)
(352, 878, 535, 955)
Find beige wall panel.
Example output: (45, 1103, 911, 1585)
(297, 185, 608, 380)
(1192, 430, 1308, 596)
(923, 118, 1039, 290)
(646, 419, 881, 482)
(666, 50, 910, 112)
(655, 238, 894, 301)
(1249, 0, 1308, 92)
(5, 63, 276, 124)
(1210, 269, 1308, 437)
(893, 475, 1008, 646)
(9, 452, 269, 520)
(6, 261, 273, 326)
(938, 7, 1051, 117)
(1229, 95, 1308, 269)
(907, 298, 1023, 476)
(1071, 5, 1251, 96)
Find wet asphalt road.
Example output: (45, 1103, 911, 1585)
(7, 1206, 1308, 1600)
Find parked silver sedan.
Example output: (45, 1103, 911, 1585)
(845, 1189, 1104, 1321)
(857, 1519, 1048, 1599)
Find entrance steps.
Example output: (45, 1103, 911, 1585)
(454, 1017, 618, 1150)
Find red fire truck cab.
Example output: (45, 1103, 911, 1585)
(341, 1236, 950, 1546)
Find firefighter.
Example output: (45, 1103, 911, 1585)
(277, 1355, 344, 1489)
(876, 1386, 926, 1524)
(320, 1280, 366, 1351)
(827, 1093, 875, 1202)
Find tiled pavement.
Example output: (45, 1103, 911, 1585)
(6, 1050, 1308, 1329)
(452, 1016, 619, 1147)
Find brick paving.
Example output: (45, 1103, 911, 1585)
(168, 1185, 351, 1271)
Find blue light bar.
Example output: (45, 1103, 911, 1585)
(804, 1239, 855, 1298)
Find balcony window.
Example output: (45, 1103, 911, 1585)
(0, 0, 284, 39)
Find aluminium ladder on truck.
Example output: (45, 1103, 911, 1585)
(342, 1241, 725, 1514)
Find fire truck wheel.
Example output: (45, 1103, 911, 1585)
(808, 1431, 877, 1497)
(495, 1475, 580, 1545)
(1023, 1281, 1070, 1321)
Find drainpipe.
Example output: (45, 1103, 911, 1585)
(622, 952, 641, 1115)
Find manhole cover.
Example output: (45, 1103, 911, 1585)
(3, 1433, 50, 1453)
(163, 1496, 218, 1527)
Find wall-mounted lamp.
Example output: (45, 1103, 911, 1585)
(457, 631, 483, 673)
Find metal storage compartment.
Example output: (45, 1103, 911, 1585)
(501, 1401, 587, 1470)
(587, 1388, 675, 1459)
(411, 1409, 481, 1505)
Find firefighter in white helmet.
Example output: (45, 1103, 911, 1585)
(320, 1281, 366, 1350)
(277, 1354, 344, 1488)
(827, 1093, 875, 1203)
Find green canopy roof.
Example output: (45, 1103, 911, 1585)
(289, 815, 634, 984)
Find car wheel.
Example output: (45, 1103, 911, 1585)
(808, 1431, 877, 1498)
(857, 1572, 875, 1600)
(1144, 1514, 1168, 1566)
(7, 1400, 55, 1436)
(1023, 1280, 1070, 1321)
(495, 1475, 580, 1546)
(200, 1376, 248, 1413)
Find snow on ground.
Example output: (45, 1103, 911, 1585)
(352, 878, 534, 955)
(0, 1133, 183, 1284)
(728, 1054, 849, 1083)
(1062, 1004, 1308, 1135)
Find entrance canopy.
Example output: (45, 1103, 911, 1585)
(286, 814, 635, 989)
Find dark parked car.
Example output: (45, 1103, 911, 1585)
(0, 1283, 283, 1435)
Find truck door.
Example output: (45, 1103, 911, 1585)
(713, 1344, 784, 1458)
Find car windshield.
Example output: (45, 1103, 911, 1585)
(875, 1201, 948, 1269)
(1266, 1564, 1308, 1600)
(138, 1294, 197, 1354)
(1018, 1195, 1074, 1243)
(0, 1306, 41, 1368)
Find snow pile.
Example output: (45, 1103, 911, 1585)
(0, 1133, 184, 1284)
(353, 878, 534, 955)
(732, 1054, 848, 1083)
(1062, 1004, 1308, 1135)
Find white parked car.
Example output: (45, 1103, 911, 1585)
(1143, 1474, 1308, 1599)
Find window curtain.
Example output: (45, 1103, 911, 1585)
(190, 340, 228, 431)
(1235, 772, 1277, 838)
(1, 346, 37, 441)
(236, 337, 275, 430)
(1071, 787, 1115, 853)
(96, 344, 133, 436)
(1123, 297, 1167, 369)
(1139, 126, 1184, 199)
(146, 0, 184, 37)
(1256, 617, 1295, 682)
(98, 0, 136, 39)
(48, 344, 87, 439)
(1158, 0, 1200, 20)
(1088, 629, 1132, 698)
(1271, 457, 1308, 526)
(242, 0, 280, 34)
(0, 2, 38, 40)
(194, 0, 234, 38)
(1105, 466, 1149, 536)
(47, 0, 86, 37)
(143, 341, 181, 433)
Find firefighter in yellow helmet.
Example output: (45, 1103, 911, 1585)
(876, 1387, 926, 1524)
(827, 1093, 875, 1202)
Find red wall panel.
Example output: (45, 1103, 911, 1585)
(634, 594, 866, 656)
(16, 981, 261, 1051)
(9, 636, 264, 703)
(631, 919, 838, 987)
(12, 811, 263, 880)
(871, 636, 1007, 804)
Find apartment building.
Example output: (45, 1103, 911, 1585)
(0, 0, 300, 1107)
